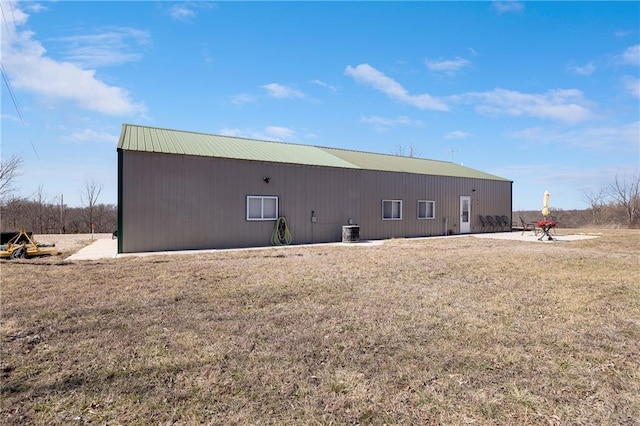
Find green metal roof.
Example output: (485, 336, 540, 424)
(322, 147, 509, 181)
(118, 124, 510, 181)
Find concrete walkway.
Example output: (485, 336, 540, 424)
(65, 238, 384, 261)
(65, 238, 118, 261)
(66, 231, 600, 261)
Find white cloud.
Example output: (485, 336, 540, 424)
(498, 161, 640, 209)
(199, 42, 214, 64)
(445, 130, 471, 139)
(218, 127, 243, 137)
(230, 94, 257, 105)
(168, 2, 216, 22)
(23, 3, 48, 13)
(360, 115, 424, 132)
(426, 57, 471, 75)
(170, 5, 196, 21)
(509, 126, 545, 140)
(62, 128, 119, 144)
(3, 2, 29, 25)
(52, 27, 151, 68)
(503, 163, 615, 194)
(13, 57, 145, 116)
(310, 79, 337, 93)
(345, 63, 448, 111)
(569, 62, 596, 76)
(620, 44, 640, 66)
(622, 76, 640, 98)
(614, 29, 636, 38)
(1, 114, 22, 123)
(1, 4, 146, 116)
(509, 121, 639, 151)
(261, 83, 305, 99)
(219, 126, 297, 142)
(463, 88, 594, 123)
(265, 126, 295, 140)
(492, 1, 525, 14)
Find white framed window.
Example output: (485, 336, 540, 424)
(382, 199, 402, 220)
(247, 196, 278, 220)
(418, 200, 435, 219)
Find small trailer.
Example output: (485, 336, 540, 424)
(0, 229, 59, 259)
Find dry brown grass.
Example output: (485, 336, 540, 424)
(2, 230, 639, 425)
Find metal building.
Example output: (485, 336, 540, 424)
(117, 124, 512, 253)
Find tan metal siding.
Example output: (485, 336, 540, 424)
(121, 151, 512, 252)
(353, 171, 510, 239)
(121, 152, 362, 252)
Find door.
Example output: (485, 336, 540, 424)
(460, 196, 471, 234)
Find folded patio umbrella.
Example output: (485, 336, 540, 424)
(542, 190, 551, 218)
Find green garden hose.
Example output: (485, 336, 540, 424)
(271, 217, 292, 246)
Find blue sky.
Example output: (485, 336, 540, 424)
(1, 1, 639, 210)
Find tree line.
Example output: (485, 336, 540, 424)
(582, 173, 640, 228)
(1, 155, 116, 234)
(1, 196, 117, 234)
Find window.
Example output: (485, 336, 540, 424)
(382, 200, 402, 220)
(418, 200, 435, 219)
(247, 196, 278, 220)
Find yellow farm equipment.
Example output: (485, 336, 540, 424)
(0, 229, 59, 259)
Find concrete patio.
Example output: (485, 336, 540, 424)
(64, 230, 600, 261)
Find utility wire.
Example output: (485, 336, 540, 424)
(0, 1, 40, 160)
(1, 63, 40, 159)
(0, 1, 13, 38)
(4, 1, 30, 77)
(1, 63, 25, 125)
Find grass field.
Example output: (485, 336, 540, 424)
(2, 230, 639, 425)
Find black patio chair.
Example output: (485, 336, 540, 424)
(494, 215, 505, 232)
(478, 215, 489, 232)
(519, 216, 538, 236)
(502, 215, 513, 232)
(485, 215, 497, 232)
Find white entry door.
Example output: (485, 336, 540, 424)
(460, 196, 471, 234)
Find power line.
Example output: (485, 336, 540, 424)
(3, 1, 30, 77)
(0, 1, 13, 38)
(1, 63, 40, 160)
(1, 63, 25, 125)
(0, 2, 40, 160)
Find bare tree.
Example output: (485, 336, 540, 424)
(34, 185, 48, 233)
(582, 188, 607, 225)
(609, 173, 640, 228)
(393, 143, 421, 158)
(1, 197, 116, 233)
(0, 154, 23, 201)
(80, 179, 103, 233)
(56, 194, 66, 234)
(1, 197, 28, 230)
